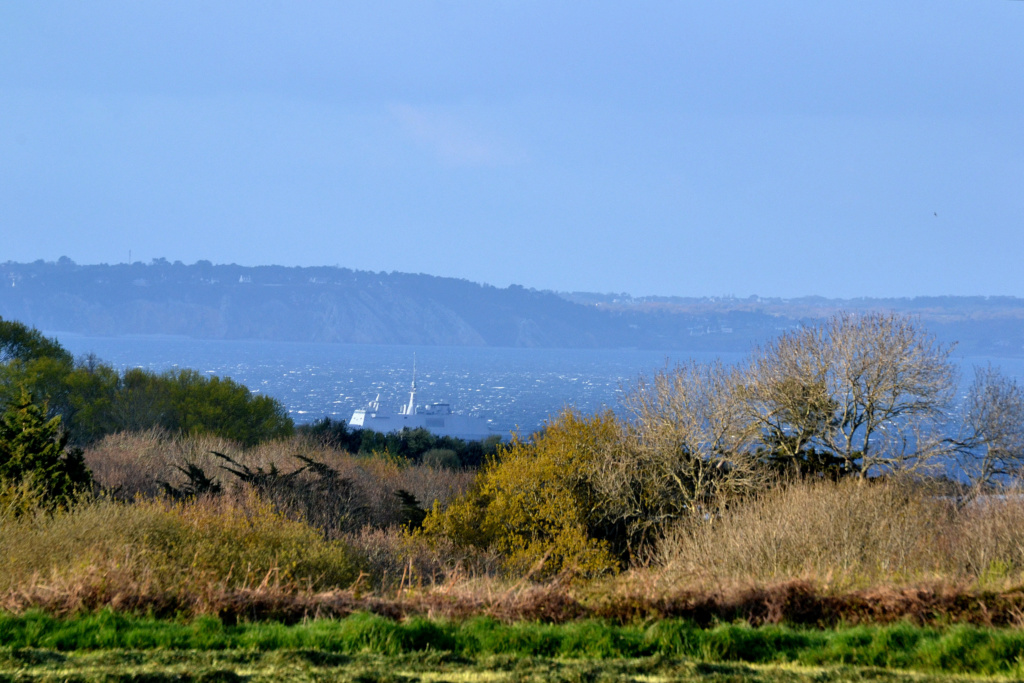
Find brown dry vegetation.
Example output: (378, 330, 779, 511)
(7, 428, 1024, 627)
(82, 429, 474, 532)
(652, 477, 1024, 591)
(656, 478, 948, 588)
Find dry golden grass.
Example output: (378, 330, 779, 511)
(0, 490, 362, 616)
(945, 492, 1024, 585)
(346, 525, 504, 591)
(650, 477, 1024, 592)
(653, 477, 950, 588)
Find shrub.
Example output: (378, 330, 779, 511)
(424, 410, 622, 578)
(81, 431, 477, 535)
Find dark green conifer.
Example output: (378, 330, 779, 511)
(0, 387, 92, 510)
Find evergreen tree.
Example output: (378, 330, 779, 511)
(0, 387, 92, 510)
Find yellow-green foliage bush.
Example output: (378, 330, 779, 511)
(0, 491, 363, 595)
(423, 409, 621, 578)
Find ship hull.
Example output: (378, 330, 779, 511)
(350, 406, 495, 441)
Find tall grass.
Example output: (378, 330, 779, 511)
(653, 477, 1024, 589)
(0, 491, 362, 615)
(655, 478, 948, 587)
(949, 493, 1024, 584)
(346, 525, 504, 590)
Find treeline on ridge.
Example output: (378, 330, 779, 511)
(0, 317, 293, 447)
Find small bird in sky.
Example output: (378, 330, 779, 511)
(934, 212, 938, 217)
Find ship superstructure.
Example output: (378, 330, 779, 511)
(349, 360, 495, 441)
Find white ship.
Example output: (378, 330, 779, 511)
(349, 362, 496, 441)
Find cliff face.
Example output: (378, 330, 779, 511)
(3, 261, 1023, 355)
(1, 261, 737, 349)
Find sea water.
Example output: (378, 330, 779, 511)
(50, 333, 1024, 439)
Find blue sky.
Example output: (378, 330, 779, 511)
(1, 2, 1021, 298)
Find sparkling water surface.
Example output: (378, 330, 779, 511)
(50, 334, 1024, 439)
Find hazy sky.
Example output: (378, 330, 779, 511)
(2, 2, 1021, 298)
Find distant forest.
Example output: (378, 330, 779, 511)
(2, 259, 1023, 355)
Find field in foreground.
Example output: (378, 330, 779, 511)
(0, 650, 1008, 682)
(4, 611, 1024, 681)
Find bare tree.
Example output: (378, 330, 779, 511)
(741, 326, 842, 475)
(595, 360, 766, 552)
(956, 365, 1024, 488)
(744, 312, 957, 476)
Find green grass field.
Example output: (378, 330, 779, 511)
(3, 611, 1024, 681)
(0, 649, 1011, 682)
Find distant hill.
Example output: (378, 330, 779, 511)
(2, 260, 1022, 355)
(559, 291, 1024, 356)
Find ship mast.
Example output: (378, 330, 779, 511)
(403, 354, 417, 415)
